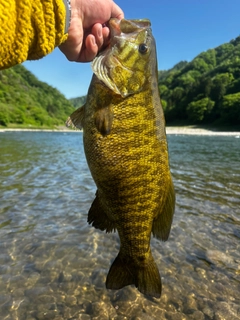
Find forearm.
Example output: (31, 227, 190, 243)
(0, 0, 68, 70)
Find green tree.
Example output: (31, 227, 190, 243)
(187, 98, 215, 123)
(160, 99, 167, 111)
(210, 73, 234, 103)
(198, 49, 216, 67)
(159, 85, 168, 96)
(220, 93, 240, 124)
(0, 103, 9, 126)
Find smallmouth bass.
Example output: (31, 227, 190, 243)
(67, 18, 175, 298)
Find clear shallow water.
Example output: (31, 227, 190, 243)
(0, 131, 239, 320)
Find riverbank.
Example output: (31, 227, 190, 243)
(0, 126, 240, 136)
(166, 126, 240, 136)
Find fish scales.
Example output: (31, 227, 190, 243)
(67, 18, 175, 298)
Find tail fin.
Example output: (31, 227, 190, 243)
(106, 251, 161, 298)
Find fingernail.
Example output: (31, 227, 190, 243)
(91, 37, 96, 46)
(97, 28, 102, 38)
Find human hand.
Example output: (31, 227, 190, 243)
(59, 0, 124, 62)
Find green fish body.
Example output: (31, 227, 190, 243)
(67, 19, 175, 298)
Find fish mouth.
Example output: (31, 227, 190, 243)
(102, 18, 151, 49)
(99, 19, 121, 53)
(108, 18, 121, 37)
(108, 18, 151, 36)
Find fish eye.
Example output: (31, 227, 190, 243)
(138, 43, 148, 54)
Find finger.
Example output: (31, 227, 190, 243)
(91, 23, 104, 49)
(111, 2, 124, 19)
(77, 34, 98, 62)
(59, 40, 83, 61)
(102, 25, 110, 42)
(92, 24, 111, 51)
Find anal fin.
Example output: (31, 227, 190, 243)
(88, 191, 115, 233)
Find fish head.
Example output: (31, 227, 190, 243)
(91, 18, 157, 98)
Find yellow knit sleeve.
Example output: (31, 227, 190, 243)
(0, 0, 68, 70)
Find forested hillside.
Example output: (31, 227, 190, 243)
(159, 36, 240, 125)
(0, 65, 74, 127)
(69, 96, 86, 109)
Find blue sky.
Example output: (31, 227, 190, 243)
(24, 0, 240, 99)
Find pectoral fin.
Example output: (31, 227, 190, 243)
(152, 178, 175, 241)
(88, 191, 115, 233)
(94, 105, 113, 136)
(66, 105, 85, 129)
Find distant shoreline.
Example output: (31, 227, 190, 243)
(165, 126, 240, 136)
(0, 126, 240, 136)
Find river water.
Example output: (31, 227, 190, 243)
(0, 131, 239, 320)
